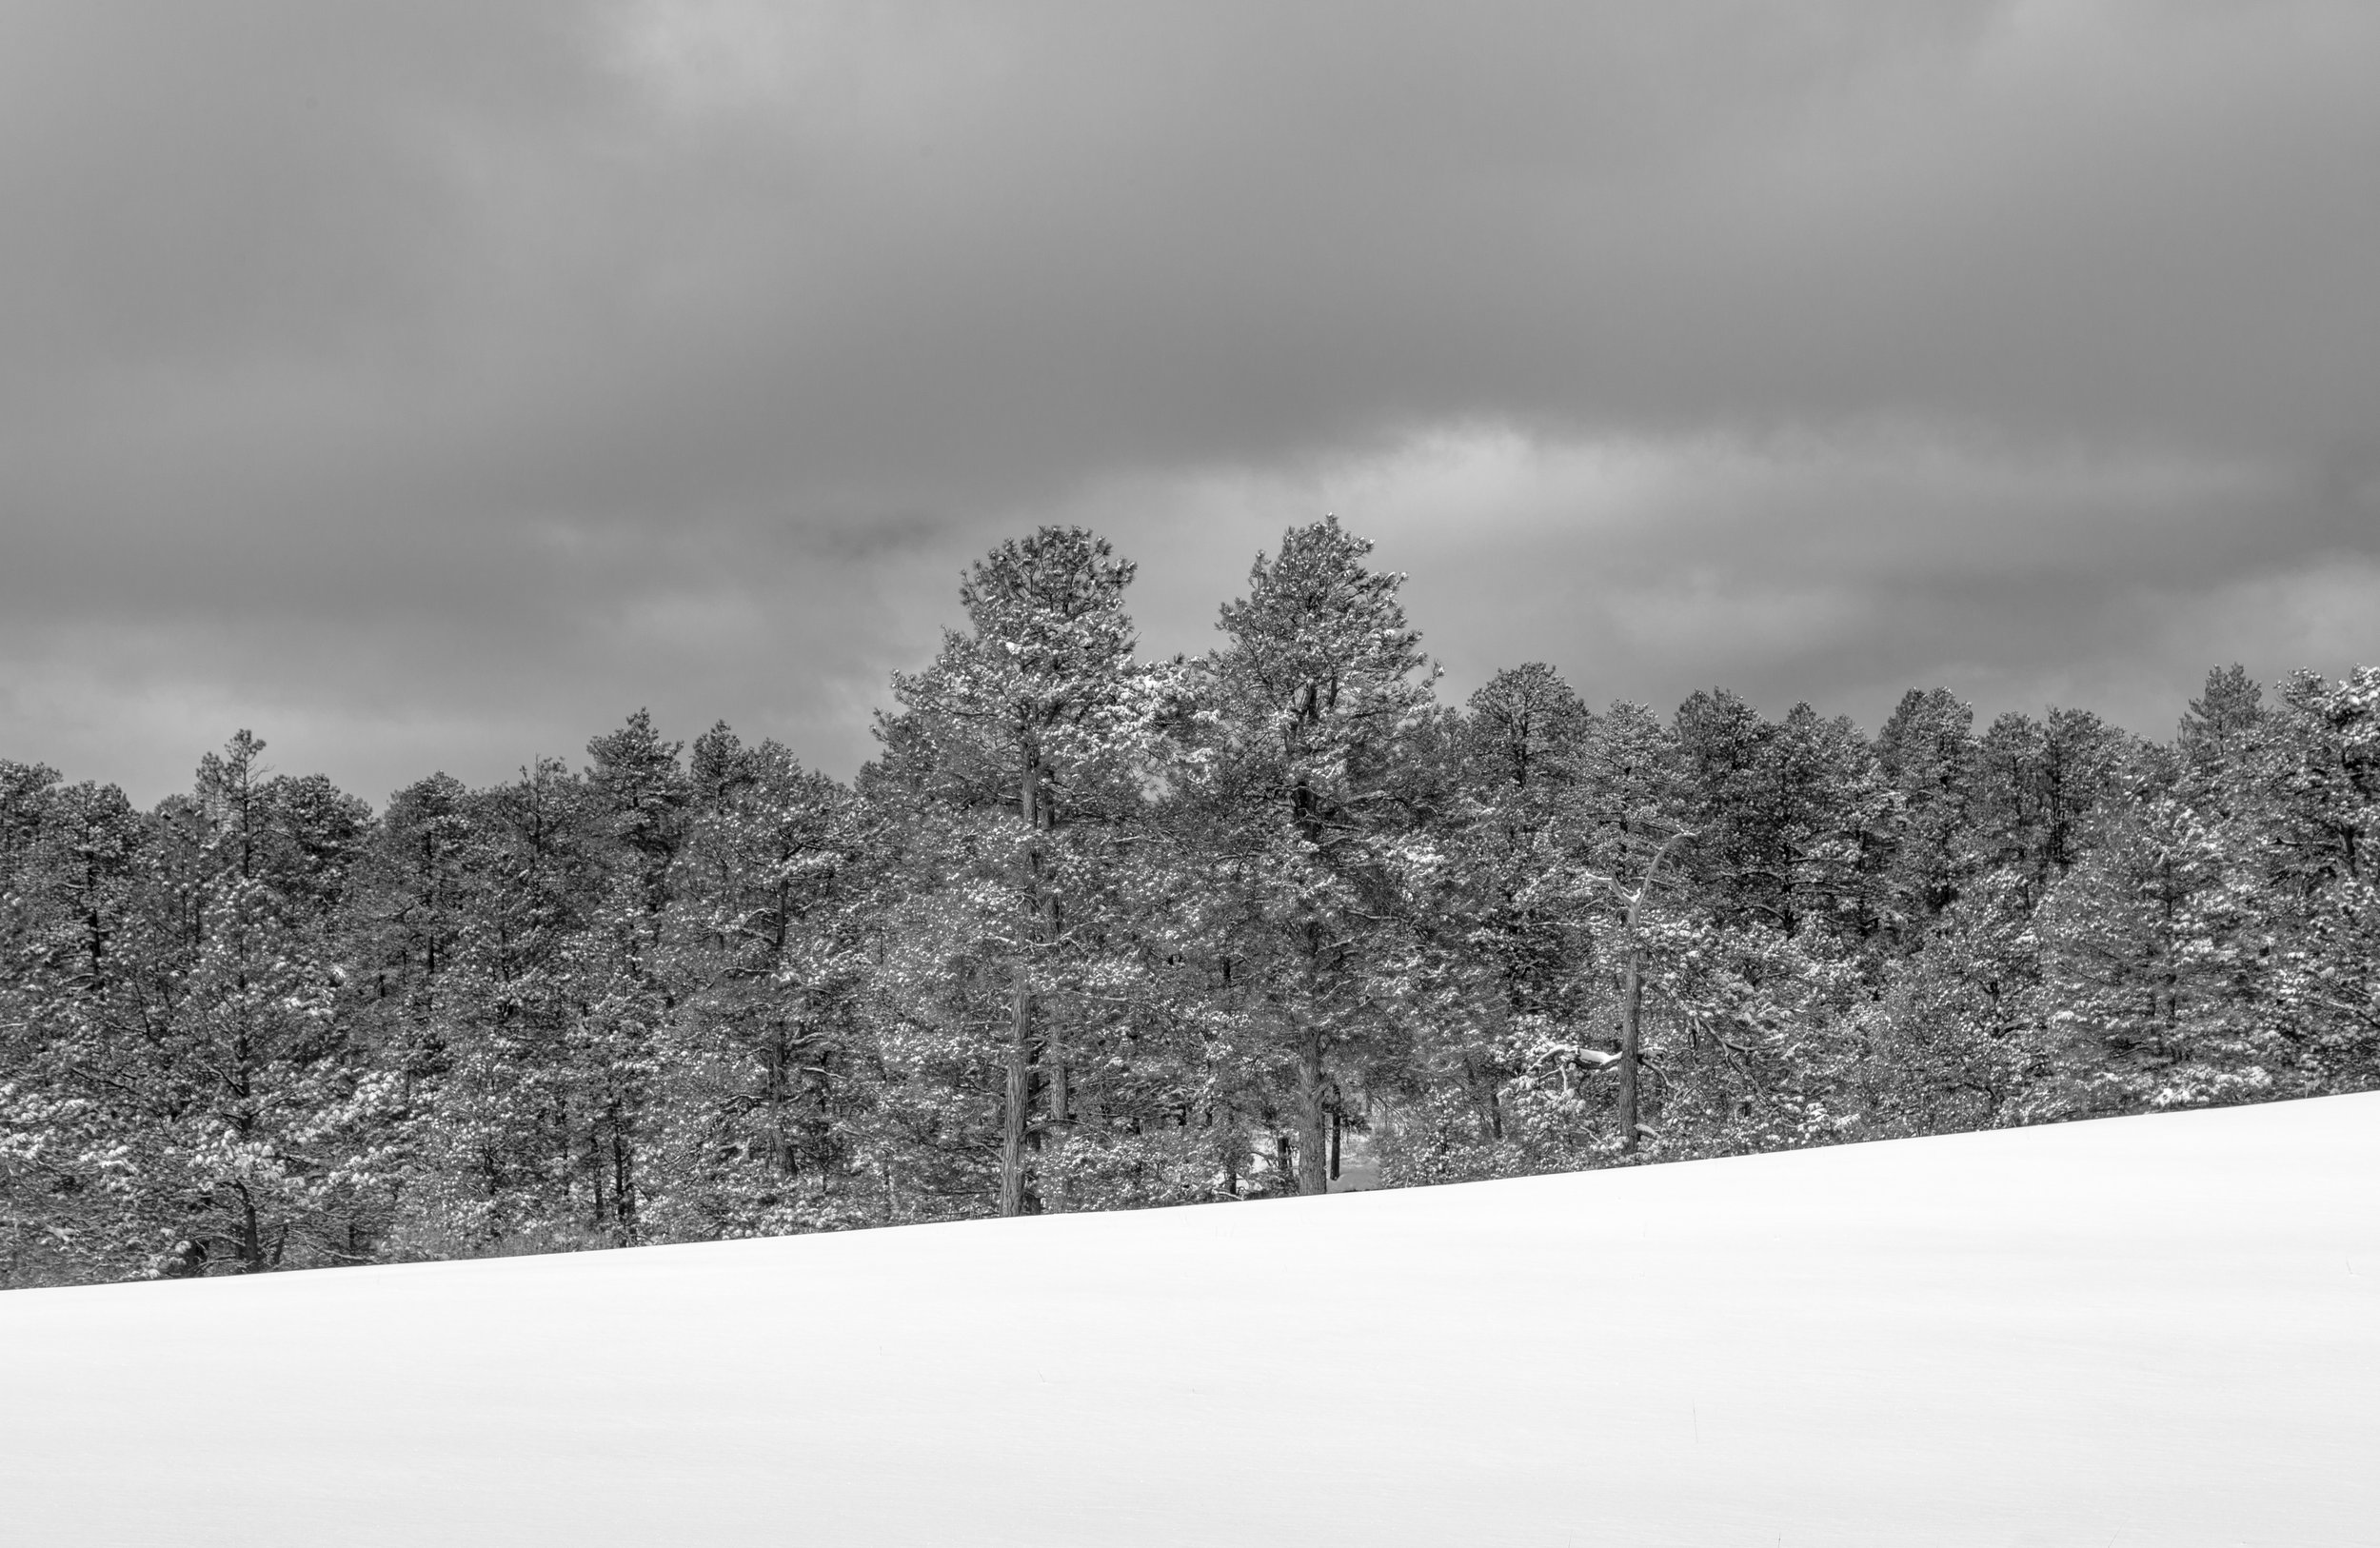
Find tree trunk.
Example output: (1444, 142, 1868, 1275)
(1041, 890, 1066, 1214)
(765, 1033, 792, 1177)
(588, 1121, 605, 1226)
(239, 1190, 263, 1274)
(1617, 946, 1645, 1156)
(1001, 966, 1031, 1216)
(1297, 1028, 1330, 1195)
(1618, 829, 1693, 1159)
(611, 1115, 635, 1243)
(1000, 746, 1040, 1218)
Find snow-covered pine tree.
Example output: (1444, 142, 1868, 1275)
(0, 766, 149, 1283)
(114, 734, 372, 1275)
(646, 726, 878, 1238)
(2255, 667, 2380, 1093)
(1193, 516, 1439, 1196)
(1874, 686, 1979, 942)
(879, 526, 1154, 1215)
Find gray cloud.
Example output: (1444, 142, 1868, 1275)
(1, 2, 2374, 801)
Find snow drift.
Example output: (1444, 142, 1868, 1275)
(5, 1095, 2376, 1547)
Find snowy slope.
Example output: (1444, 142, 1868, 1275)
(5, 1097, 2376, 1548)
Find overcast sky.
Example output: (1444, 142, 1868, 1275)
(4, 2, 2374, 804)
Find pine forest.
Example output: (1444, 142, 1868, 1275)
(4, 519, 2375, 1286)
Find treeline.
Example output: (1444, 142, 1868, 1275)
(4, 519, 2376, 1285)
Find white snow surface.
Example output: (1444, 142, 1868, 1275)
(6, 1096, 2377, 1547)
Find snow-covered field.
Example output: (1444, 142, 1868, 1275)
(5, 1097, 2375, 1547)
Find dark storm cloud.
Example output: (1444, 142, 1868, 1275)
(2, 2, 2374, 801)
